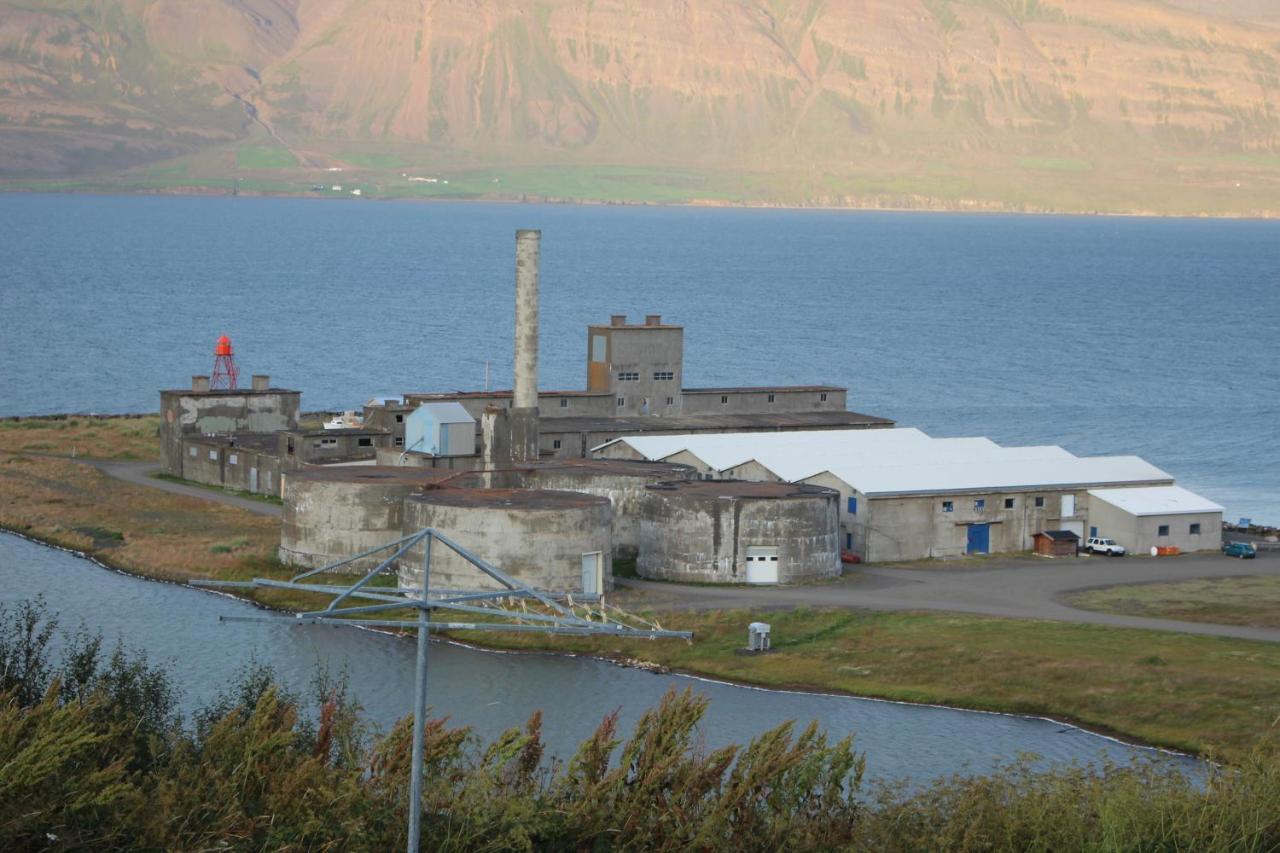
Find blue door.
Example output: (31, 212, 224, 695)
(967, 523, 990, 555)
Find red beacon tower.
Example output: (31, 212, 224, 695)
(210, 334, 240, 390)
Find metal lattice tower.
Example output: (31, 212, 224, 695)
(210, 334, 239, 390)
(193, 528, 691, 853)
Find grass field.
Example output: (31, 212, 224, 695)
(236, 145, 298, 169)
(0, 415, 160, 460)
(1066, 576, 1280, 630)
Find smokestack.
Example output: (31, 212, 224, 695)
(510, 229, 541, 463)
(192, 375, 210, 392)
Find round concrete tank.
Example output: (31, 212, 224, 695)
(637, 480, 840, 584)
(510, 459, 695, 559)
(279, 466, 451, 571)
(400, 488, 613, 594)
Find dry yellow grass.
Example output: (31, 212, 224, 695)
(0, 416, 160, 461)
(0, 452, 275, 582)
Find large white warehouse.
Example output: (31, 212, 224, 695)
(594, 428, 1224, 561)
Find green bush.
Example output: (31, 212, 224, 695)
(0, 597, 1276, 851)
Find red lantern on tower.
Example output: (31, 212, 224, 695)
(211, 334, 239, 390)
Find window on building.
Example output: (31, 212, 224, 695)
(1034, 496, 1044, 508)
(820, 393, 828, 402)
(942, 501, 954, 513)
(847, 497, 858, 515)
(208, 450, 218, 461)
(591, 335, 607, 362)
(1158, 524, 1170, 537)
(617, 371, 640, 381)
(287, 440, 295, 455)
(559, 398, 568, 408)
(553, 439, 562, 450)
(1004, 498, 1015, 509)
(846, 533, 853, 550)
(653, 371, 674, 381)
(228, 454, 238, 465)
(768, 394, 775, 403)
(395, 414, 404, 423)
(358, 437, 373, 447)
(720, 396, 728, 405)
(617, 398, 625, 407)
(666, 397, 674, 406)
(975, 499, 985, 511)
(188, 446, 197, 457)
(394, 437, 404, 447)
(1190, 523, 1201, 535)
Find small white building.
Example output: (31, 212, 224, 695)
(1087, 486, 1223, 554)
(594, 429, 1224, 561)
(404, 402, 476, 458)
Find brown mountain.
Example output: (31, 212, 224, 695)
(1, 0, 1278, 214)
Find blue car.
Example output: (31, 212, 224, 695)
(1223, 541, 1256, 559)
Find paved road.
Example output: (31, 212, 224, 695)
(88, 460, 282, 518)
(618, 551, 1280, 643)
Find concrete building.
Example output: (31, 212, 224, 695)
(278, 427, 390, 469)
(1087, 486, 1224, 554)
(597, 428, 1223, 562)
(588, 314, 685, 416)
(160, 374, 299, 477)
(279, 466, 453, 570)
(398, 489, 613, 594)
(637, 481, 841, 584)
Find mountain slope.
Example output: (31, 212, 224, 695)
(1, 0, 1278, 213)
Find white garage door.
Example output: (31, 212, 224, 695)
(745, 546, 779, 584)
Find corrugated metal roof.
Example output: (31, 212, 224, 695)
(596, 429, 1176, 496)
(411, 402, 475, 423)
(1088, 486, 1224, 516)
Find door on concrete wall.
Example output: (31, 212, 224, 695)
(581, 552, 603, 595)
(966, 524, 990, 555)
(249, 467, 258, 492)
(745, 547, 780, 584)
(1060, 520, 1085, 540)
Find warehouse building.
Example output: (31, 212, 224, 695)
(1087, 486, 1224, 554)
(595, 429, 1224, 562)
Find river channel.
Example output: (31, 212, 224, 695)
(1, 532, 1200, 784)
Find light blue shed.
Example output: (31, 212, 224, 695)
(404, 402, 476, 457)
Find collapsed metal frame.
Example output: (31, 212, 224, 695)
(192, 528, 692, 853)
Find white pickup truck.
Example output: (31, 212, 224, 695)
(1084, 537, 1126, 556)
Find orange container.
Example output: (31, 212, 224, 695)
(1155, 546, 1180, 557)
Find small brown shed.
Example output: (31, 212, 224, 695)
(1033, 530, 1080, 557)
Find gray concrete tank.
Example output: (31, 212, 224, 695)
(638, 480, 840, 584)
(279, 466, 452, 571)
(513, 459, 696, 559)
(399, 488, 613, 594)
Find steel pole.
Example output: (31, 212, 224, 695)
(407, 533, 431, 853)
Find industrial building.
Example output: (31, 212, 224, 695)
(595, 428, 1225, 561)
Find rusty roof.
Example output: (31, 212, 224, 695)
(285, 466, 453, 485)
(644, 480, 838, 500)
(408, 487, 610, 510)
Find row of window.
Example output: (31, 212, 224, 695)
(718, 392, 829, 405)
(617, 371, 641, 381)
(942, 496, 1044, 513)
(617, 371, 676, 382)
(617, 397, 677, 408)
(1162, 523, 1202, 536)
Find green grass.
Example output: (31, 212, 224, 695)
(1016, 156, 1094, 172)
(1066, 576, 1280, 630)
(341, 151, 409, 169)
(235, 146, 298, 169)
(455, 607, 1280, 761)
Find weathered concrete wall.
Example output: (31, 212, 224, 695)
(278, 430, 389, 467)
(221, 447, 281, 496)
(637, 482, 839, 583)
(517, 460, 696, 559)
(681, 388, 846, 415)
(279, 467, 450, 571)
(160, 389, 300, 475)
(398, 489, 613, 593)
(374, 448, 485, 471)
(586, 321, 684, 417)
(1087, 499, 1222, 554)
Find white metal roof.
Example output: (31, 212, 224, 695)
(595, 429, 1175, 497)
(1088, 486, 1224, 517)
(411, 401, 474, 424)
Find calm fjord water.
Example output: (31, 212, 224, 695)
(1, 194, 1277, 521)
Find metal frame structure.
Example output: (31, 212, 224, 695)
(192, 528, 692, 853)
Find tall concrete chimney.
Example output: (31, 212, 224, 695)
(510, 229, 541, 463)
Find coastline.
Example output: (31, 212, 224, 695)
(2, 184, 1278, 222)
(0, 523, 1202, 764)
